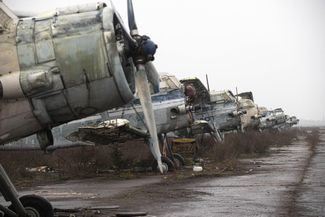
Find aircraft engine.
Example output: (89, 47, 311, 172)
(0, 0, 164, 172)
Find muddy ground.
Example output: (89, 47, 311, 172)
(1, 128, 325, 217)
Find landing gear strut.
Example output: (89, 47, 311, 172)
(36, 129, 53, 152)
(0, 165, 54, 217)
(158, 134, 185, 172)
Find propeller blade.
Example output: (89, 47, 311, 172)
(111, 4, 137, 49)
(126, 0, 162, 172)
(127, 0, 138, 35)
(145, 62, 160, 94)
(135, 64, 163, 173)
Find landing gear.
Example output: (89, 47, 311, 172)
(152, 134, 186, 173)
(172, 153, 185, 169)
(36, 128, 53, 152)
(152, 156, 175, 172)
(0, 165, 54, 217)
(212, 130, 224, 143)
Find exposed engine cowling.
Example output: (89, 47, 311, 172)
(0, 1, 165, 172)
(0, 2, 137, 144)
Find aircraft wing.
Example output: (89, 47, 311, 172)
(0, 119, 147, 152)
(67, 119, 149, 145)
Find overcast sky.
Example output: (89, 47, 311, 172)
(4, 0, 325, 120)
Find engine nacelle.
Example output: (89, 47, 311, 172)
(0, 2, 136, 145)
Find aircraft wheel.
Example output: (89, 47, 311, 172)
(161, 162, 168, 174)
(152, 156, 175, 172)
(161, 156, 175, 171)
(173, 153, 185, 169)
(7, 195, 53, 217)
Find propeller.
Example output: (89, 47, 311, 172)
(145, 62, 160, 93)
(126, 0, 164, 173)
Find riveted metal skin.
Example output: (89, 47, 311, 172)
(0, 2, 135, 144)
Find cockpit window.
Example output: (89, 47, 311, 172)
(132, 89, 185, 105)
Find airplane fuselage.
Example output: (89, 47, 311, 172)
(193, 101, 241, 132)
(102, 89, 192, 135)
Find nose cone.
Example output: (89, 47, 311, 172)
(142, 39, 157, 61)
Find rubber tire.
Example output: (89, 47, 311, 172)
(7, 195, 54, 217)
(152, 156, 175, 172)
(173, 153, 185, 169)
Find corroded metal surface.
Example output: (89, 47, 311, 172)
(180, 77, 243, 133)
(0, 2, 135, 145)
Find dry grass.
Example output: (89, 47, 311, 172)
(0, 128, 303, 184)
(199, 128, 300, 163)
(0, 140, 152, 184)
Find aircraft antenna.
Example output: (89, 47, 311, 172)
(236, 86, 239, 112)
(206, 74, 210, 92)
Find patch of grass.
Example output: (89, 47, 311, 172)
(199, 129, 299, 164)
(0, 140, 152, 185)
(0, 129, 302, 184)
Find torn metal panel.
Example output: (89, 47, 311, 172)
(76, 119, 148, 145)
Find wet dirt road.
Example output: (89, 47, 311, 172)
(132, 129, 325, 217)
(294, 128, 325, 216)
(15, 176, 162, 209)
(3, 129, 325, 216)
